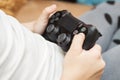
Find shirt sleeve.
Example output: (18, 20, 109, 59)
(0, 10, 15, 61)
(0, 10, 64, 80)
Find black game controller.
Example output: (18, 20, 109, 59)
(43, 10, 102, 52)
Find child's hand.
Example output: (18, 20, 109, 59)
(61, 33, 105, 80)
(23, 4, 57, 34)
(33, 4, 57, 34)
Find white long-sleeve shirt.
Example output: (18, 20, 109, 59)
(0, 10, 64, 80)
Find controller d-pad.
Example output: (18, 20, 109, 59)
(55, 12, 61, 17)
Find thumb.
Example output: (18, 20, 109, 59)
(34, 4, 57, 34)
(40, 4, 57, 20)
(68, 33, 85, 55)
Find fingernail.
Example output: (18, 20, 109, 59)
(50, 4, 57, 8)
(79, 33, 85, 37)
(46, 4, 57, 12)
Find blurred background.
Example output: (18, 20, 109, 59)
(59, 0, 106, 5)
(0, 0, 107, 22)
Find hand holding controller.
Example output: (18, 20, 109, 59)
(42, 10, 102, 52)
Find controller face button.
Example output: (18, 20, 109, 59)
(78, 27, 87, 34)
(81, 27, 87, 32)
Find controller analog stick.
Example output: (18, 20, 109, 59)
(46, 24, 59, 33)
(46, 24, 59, 42)
(57, 33, 70, 45)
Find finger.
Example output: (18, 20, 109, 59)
(89, 44, 102, 52)
(89, 44, 102, 58)
(68, 33, 85, 55)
